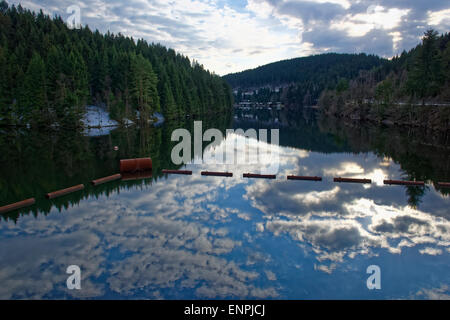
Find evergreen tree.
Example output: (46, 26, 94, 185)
(161, 81, 177, 118)
(22, 52, 47, 124)
(407, 29, 443, 101)
(442, 40, 450, 83)
(0, 3, 232, 126)
(130, 53, 159, 121)
(315, 30, 450, 111)
(46, 45, 62, 106)
(0, 45, 11, 123)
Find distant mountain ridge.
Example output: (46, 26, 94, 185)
(223, 53, 386, 88)
(223, 53, 387, 107)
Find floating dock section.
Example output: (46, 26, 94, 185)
(383, 180, 424, 186)
(162, 169, 192, 175)
(287, 175, 322, 181)
(334, 177, 372, 184)
(243, 173, 276, 179)
(201, 171, 233, 177)
(0, 198, 36, 214)
(45, 184, 85, 199)
(91, 174, 122, 186)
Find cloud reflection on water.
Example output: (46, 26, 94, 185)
(0, 134, 448, 299)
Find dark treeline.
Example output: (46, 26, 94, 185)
(0, 2, 232, 127)
(319, 30, 450, 117)
(223, 53, 386, 106)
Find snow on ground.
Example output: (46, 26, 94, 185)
(81, 105, 165, 136)
(82, 105, 119, 137)
(82, 106, 119, 127)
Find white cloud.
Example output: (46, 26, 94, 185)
(8, 0, 450, 74)
(331, 6, 410, 37)
(416, 285, 450, 300)
(428, 8, 450, 25)
(419, 247, 443, 256)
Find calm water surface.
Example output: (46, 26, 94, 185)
(0, 110, 449, 299)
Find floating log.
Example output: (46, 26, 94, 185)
(162, 169, 192, 175)
(287, 175, 322, 181)
(383, 179, 424, 186)
(91, 174, 122, 186)
(437, 182, 450, 188)
(0, 198, 35, 214)
(120, 158, 152, 173)
(45, 184, 85, 199)
(121, 171, 153, 181)
(334, 177, 372, 184)
(243, 173, 276, 179)
(201, 171, 233, 177)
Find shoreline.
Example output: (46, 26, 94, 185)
(319, 102, 450, 133)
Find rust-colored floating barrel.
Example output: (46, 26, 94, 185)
(120, 158, 152, 173)
(383, 179, 424, 186)
(91, 174, 122, 186)
(201, 171, 233, 177)
(162, 169, 192, 175)
(45, 184, 85, 199)
(287, 175, 322, 181)
(243, 173, 276, 179)
(0, 198, 36, 214)
(121, 171, 153, 181)
(437, 182, 450, 188)
(334, 177, 372, 184)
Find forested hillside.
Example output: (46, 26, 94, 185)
(317, 30, 450, 130)
(0, 2, 232, 127)
(223, 53, 386, 107)
(319, 30, 450, 111)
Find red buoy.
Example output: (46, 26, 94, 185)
(243, 173, 276, 179)
(120, 158, 152, 173)
(383, 180, 424, 186)
(201, 171, 233, 177)
(334, 177, 371, 184)
(45, 184, 85, 199)
(121, 171, 153, 181)
(91, 174, 122, 186)
(287, 175, 322, 181)
(162, 169, 192, 175)
(0, 198, 36, 214)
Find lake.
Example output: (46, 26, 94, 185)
(0, 109, 449, 299)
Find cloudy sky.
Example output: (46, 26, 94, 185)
(7, 0, 450, 75)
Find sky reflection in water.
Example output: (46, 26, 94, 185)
(0, 124, 449, 300)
